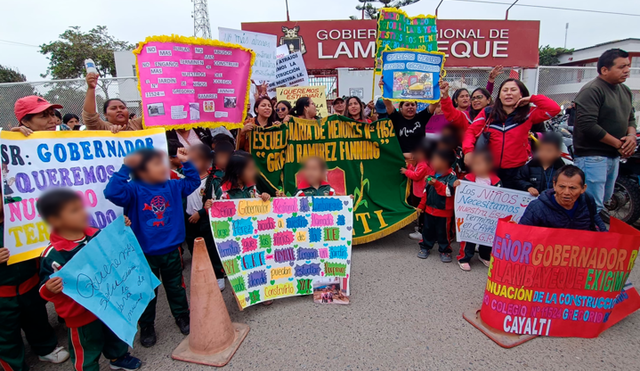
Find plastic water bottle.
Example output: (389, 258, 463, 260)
(84, 59, 98, 74)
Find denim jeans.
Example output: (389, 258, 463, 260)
(574, 156, 620, 212)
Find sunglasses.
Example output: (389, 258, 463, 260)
(277, 107, 288, 112)
(471, 95, 486, 101)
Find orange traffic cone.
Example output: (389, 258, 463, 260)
(172, 238, 250, 366)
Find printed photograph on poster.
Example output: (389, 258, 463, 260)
(147, 102, 165, 116)
(381, 50, 446, 104)
(189, 102, 200, 120)
(203, 100, 215, 112)
(224, 97, 237, 108)
(392, 72, 433, 100)
(313, 277, 350, 305)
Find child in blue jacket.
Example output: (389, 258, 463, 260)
(104, 147, 200, 348)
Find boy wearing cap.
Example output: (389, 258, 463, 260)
(332, 97, 346, 116)
(0, 96, 70, 370)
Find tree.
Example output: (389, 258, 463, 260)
(0, 65, 26, 83)
(351, 0, 421, 20)
(39, 26, 133, 99)
(0, 65, 38, 129)
(539, 45, 574, 66)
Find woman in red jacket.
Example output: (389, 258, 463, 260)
(462, 78, 560, 189)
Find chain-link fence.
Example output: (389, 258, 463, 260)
(2, 67, 639, 129)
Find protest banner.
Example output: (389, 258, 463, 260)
(480, 218, 640, 338)
(267, 52, 309, 95)
(381, 49, 446, 104)
(218, 27, 277, 81)
(209, 196, 353, 308)
(248, 116, 417, 244)
(276, 86, 328, 117)
(375, 8, 438, 73)
(1, 129, 167, 264)
(454, 180, 533, 246)
(134, 35, 254, 130)
(52, 216, 161, 346)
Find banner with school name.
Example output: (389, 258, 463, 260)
(248, 116, 417, 244)
(454, 180, 533, 246)
(0, 129, 167, 264)
(481, 218, 640, 338)
(208, 196, 353, 308)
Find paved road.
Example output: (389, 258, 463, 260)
(28, 226, 640, 370)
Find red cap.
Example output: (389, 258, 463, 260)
(14, 96, 63, 123)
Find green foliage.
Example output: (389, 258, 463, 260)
(539, 45, 574, 66)
(0, 65, 26, 83)
(0, 65, 36, 129)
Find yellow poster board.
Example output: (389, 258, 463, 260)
(276, 86, 328, 117)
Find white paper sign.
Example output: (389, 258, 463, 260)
(276, 44, 289, 59)
(218, 27, 277, 81)
(454, 180, 534, 246)
(267, 51, 309, 95)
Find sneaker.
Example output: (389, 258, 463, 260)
(218, 278, 226, 291)
(139, 325, 156, 348)
(38, 346, 70, 364)
(176, 314, 190, 335)
(440, 253, 452, 263)
(110, 353, 142, 370)
(479, 257, 491, 267)
(409, 231, 422, 240)
(458, 261, 471, 271)
(417, 249, 429, 259)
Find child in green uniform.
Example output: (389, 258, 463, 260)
(216, 151, 271, 202)
(294, 157, 336, 197)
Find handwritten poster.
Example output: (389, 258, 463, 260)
(267, 52, 309, 95)
(381, 50, 446, 104)
(375, 8, 438, 73)
(454, 181, 532, 246)
(0, 129, 167, 264)
(481, 218, 640, 338)
(209, 196, 353, 308)
(134, 35, 254, 130)
(52, 216, 161, 346)
(276, 86, 328, 117)
(218, 27, 277, 81)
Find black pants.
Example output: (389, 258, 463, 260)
(185, 214, 224, 278)
(419, 213, 452, 253)
(457, 242, 492, 263)
(408, 193, 424, 230)
(497, 167, 522, 190)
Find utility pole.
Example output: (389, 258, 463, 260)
(285, 0, 291, 21)
(564, 23, 569, 49)
(193, 0, 212, 39)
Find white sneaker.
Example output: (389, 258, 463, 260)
(409, 231, 422, 240)
(217, 278, 226, 291)
(39, 346, 70, 364)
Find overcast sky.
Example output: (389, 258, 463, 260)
(1, 0, 638, 81)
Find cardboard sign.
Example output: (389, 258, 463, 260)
(454, 180, 533, 246)
(218, 27, 277, 81)
(1, 129, 167, 264)
(134, 35, 254, 130)
(52, 216, 161, 346)
(209, 196, 353, 308)
(276, 86, 328, 117)
(381, 49, 446, 104)
(481, 218, 640, 337)
(267, 52, 309, 95)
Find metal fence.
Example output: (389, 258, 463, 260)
(2, 67, 639, 130)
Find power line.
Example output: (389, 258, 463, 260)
(447, 0, 640, 17)
(0, 39, 40, 48)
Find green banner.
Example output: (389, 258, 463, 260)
(249, 116, 416, 244)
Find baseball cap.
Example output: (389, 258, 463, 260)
(14, 96, 63, 123)
(375, 97, 386, 114)
(332, 97, 345, 105)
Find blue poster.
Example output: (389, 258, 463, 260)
(381, 50, 446, 104)
(52, 216, 161, 346)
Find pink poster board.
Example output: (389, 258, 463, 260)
(134, 35, 254, 130)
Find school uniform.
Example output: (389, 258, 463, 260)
(216, 182, 260, 200)
(294, 180, 335, 197)
(417, 169, 457, 253)
(0, 222, 58, 371)
(104, 161, 200, 329)
(456, 173, 502, 263)
(40, 228, 128, 371)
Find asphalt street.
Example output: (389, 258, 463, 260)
(28, 225, 640, 370)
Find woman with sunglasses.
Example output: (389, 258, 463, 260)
(237, 96, 280, 151)
(439, 81, 493, 135)
(274, 100, 292, 122)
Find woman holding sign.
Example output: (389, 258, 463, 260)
(237, 97, 281, 151)
(82, 73, 143, 132)
(462, 79, 560, 189)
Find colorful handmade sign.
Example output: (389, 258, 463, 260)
(375, 8, 438, 73)
(1, 129, 167, 264)
(276, 86, 328, 117)
(248, 116, 417, 244)
(267, 52, 309, 95)
(481, 218, 640, 337)
(218, 27, 277, 81)
(380, 49, 446, 104)
(209, 196, 353, 308)
(134, 35, 254, 130)
(454, 180, 533, 246)
(52, 216, 161, 346)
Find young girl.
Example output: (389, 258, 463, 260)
(216, 151, 270, 201)
(454, 150, 501, 271)
(184, 144, 226, 290)
(295, 157, 336, 196)
(401, 139, 434, 240)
